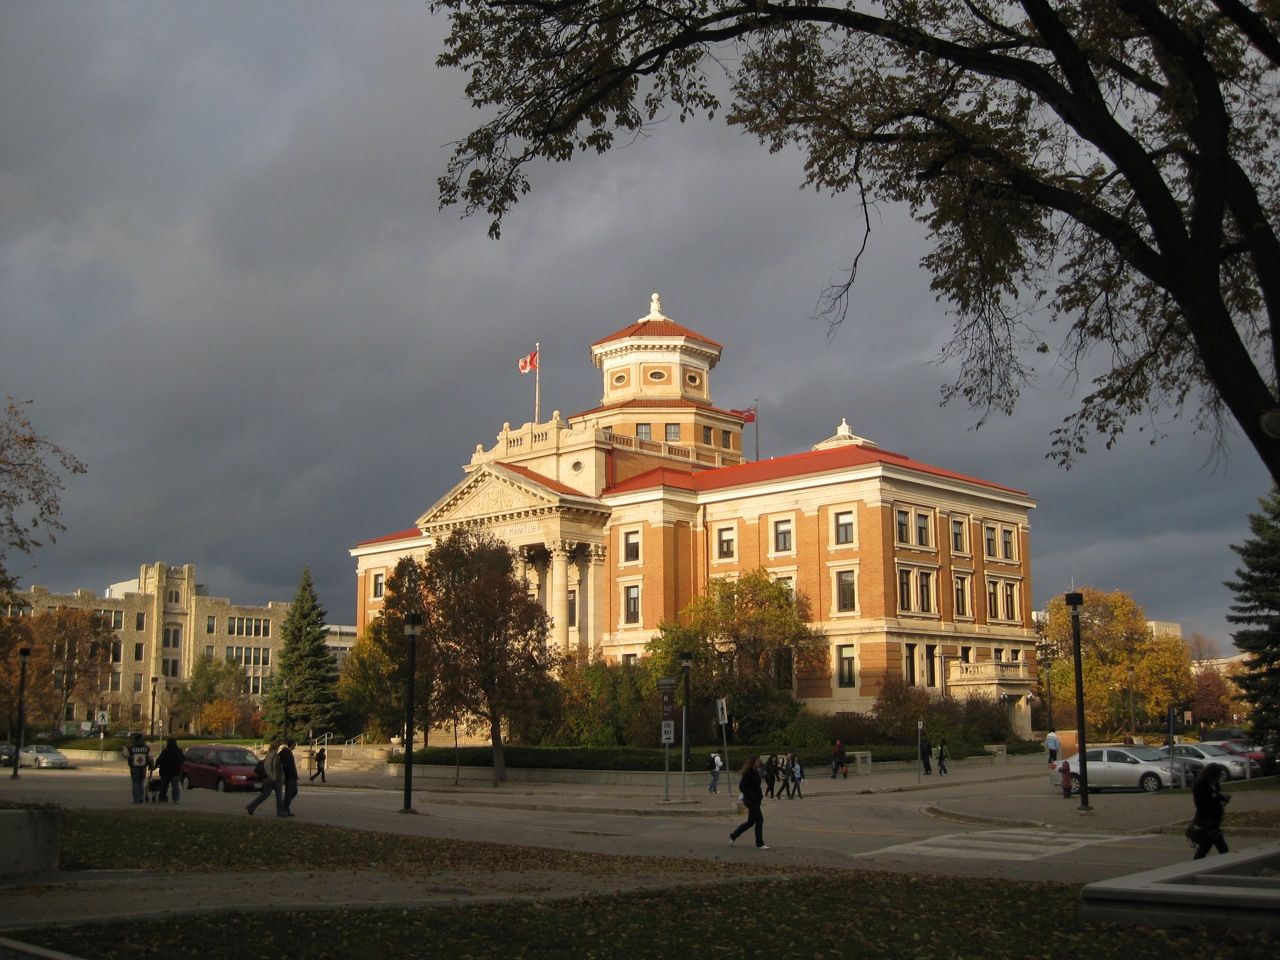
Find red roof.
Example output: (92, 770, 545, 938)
(603, 443, 1028, 497)
(495, 461, 588, 498)
(591, 319, 723, 351)
(355, 526, 422, 547)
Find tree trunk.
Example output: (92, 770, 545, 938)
(489, 712, 506, 786)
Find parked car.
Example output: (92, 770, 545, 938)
(1050, 745, 1176, 793)
(0, 743, 15, 766)
(180, 744, 262, 792)
(19, 745, 70, 768)
(1158, 743, 1250, 780)
(1211, 740, 1264, 771)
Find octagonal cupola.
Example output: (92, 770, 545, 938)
(589, 293, 724, 405)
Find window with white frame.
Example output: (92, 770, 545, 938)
(716, 526, 736, 560)
(775, 575, 795, 599)
(1001, 527, 1016, 560)
(110, 671, 121, 692)
(721, 430, 731, 449)
(623, 530, 641, 563)
(915, 511, 931, 547)
(835, 569, 857, 612)
(833, 509, 855, 546)
(951, 517, 968, 553)
(373, 573, 385, 598)
(567, 589, 577, 628)
(665, 423, 680, 443)
(961, 645, 972, 663)
(837, 645, 856, 688)
(904, 642, 918, 685)
(896, 566, 936, 614)
(986, 577, 1021, 621)
(773, 518, 793, 554)
(623, 584, 641, 624)
(896, 509, 910, 543)
(953, 574, 970, 618)
(635, 423, 651, 441)
(926, 643, 938, 687)
(994, 647, 1005, 662)
(702, 425, 712, 445)
(985, 524, 998, 557)
(622, 653, 637, 667)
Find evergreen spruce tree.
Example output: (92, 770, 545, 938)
(265, 568, 340, 741)
(1226, 489, 1280, 750)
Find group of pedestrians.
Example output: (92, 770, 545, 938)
(763, 753, 805, 799)
(247, 739, 301, 817)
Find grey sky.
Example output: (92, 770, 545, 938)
(2, 2, 1270, 650)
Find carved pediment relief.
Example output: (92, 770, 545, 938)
(417, 467, 557, 530)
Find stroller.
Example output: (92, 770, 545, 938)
(144, 759, 164, 803)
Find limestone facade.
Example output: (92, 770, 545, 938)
(350, 295, 1039, 734)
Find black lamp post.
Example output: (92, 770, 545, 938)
(149, 676, 158, 738)
(679, 651, 692, 800)
(402, 613, 422, 814)
(1066, 592, 1091, 810)
(10, 647, 30, 779)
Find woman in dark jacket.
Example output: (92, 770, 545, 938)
(729, 756, 768, 849)
(156, 737, 186, 803)
(1190, 763, 1230, 859)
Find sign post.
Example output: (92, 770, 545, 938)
(715, 697, 729, 773)
(96, 709, 108, 763)
(658, 677, 677, 802)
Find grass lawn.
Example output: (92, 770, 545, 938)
(10, 809, 1279, 960)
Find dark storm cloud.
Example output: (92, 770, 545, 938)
(1, 2, 1269, 650)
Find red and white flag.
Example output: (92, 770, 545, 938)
(518, 349, 539, 375)
(729, 406, 757, 423)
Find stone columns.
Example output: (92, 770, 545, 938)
(586, 543, 606, 658)
(548, 541, 572, 655)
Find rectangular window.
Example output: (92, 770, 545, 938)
(135, 612, 145, 631)
(961, 645, 972, 663)
(1011, 648, 1022, 662)
(263, 621, 270, 639)
(717, 527, 735, 559)
(904, 642, 917, 686)
(623, 530, 640, 563)
(994, 648, 1005, 662)
(837, 645, 856, 688)
(622, 653, 637, 667)
(918, 571, 933, 613)
(251, 676, 261, 694)
(134, 642, 144, 662)
(206, 616, 215, 634)
(1003, 582, 1018, 621)
(567, 589, 577, 628)
(926, 643, 938, 687)
(253, 647, 262, 666)
(225, 646, 234, 662)
(896, 509, 910, 543)
(834, 510, 854, 545)
(985, 525, 998, 557)
(836, 570, 857, 612)
(988, 580, 1000, 619)
(773, 519, 792, 553)
(624, 585, 640, 624)
(916, 512, 931, 547)
(721, 430, 731, 449)
(952, 518, 967, 552)
(133, 673, 143, 692)
(954, 575, 969, 617)
(373, 573, 385, 598)
(205, 645, 214, 659)
(635, 423, 651, 441)
(898, 569, 913, 610)
(665, 423, 680, 443)
(227, 617, 235, 634)
(702, 425, 712, 445)
(111, 641, 122, 664)
(110, 671, 121, 692)
(1002, 528, 1015, 560)
(253, 618, 261, 638)
(131, 703, 142, 721)
(776, 576, 794, 598)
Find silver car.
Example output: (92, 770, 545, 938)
(19, 745, 70, 768)
(1159, 743, 1250, 780)
(1050, 745, 1175, 793)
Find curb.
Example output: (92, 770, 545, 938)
(0, 935, 91, 960)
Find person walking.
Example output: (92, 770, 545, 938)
(279, 739, 299, 817)
(791, 754, 805, 799)
(832, 739, 847, 779)
(156, 737, 185, 803)
(774, 754, 793, 799)
(124, 732, 151, 804)
(1189, 763, 1231, 859)
(1059, 760, 1073, 799)
(246, 740, 282, 816)
(920, 733, 933, 775)
(729, 756, 768, 849)
(310, 746, 327, 783)
(936, 738, 949, 777)
(763, 755, 778, 799)
(1046, 729, 1060, 764)
(708, 752, 723, 794)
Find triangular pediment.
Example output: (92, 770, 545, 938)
(416, 465, 564, 530)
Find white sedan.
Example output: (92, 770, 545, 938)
(1050, 745, 1176, 793)
(19, 745, 70, 768)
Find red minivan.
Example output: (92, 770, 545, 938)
(180, 744, 262, 792)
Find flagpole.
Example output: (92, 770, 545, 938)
(534, 341, 541, 424)
(753, 397, 759, 461)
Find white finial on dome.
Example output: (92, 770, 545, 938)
(836, 418, 853, 438)
(641, 292, 669, 322)
(812, 417, 878, 450)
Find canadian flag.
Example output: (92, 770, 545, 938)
(729, 406, 757, 423)
(518, 349, 539, 375)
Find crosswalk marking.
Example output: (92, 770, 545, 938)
(854, 828, 1128, 862)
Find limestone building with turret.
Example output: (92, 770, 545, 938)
(350, 295, 1039, 734)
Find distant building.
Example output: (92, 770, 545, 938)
(350, 294, 1040, 735)
(9, 562, 289, 733)
(324, 624, 357, 672)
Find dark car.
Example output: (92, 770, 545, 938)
(0, 743, 15, 766)
(180, 744, 262, 792)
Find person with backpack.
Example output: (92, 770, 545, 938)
(708, 752, 723, 794)
(156, 737, 186, 803)
(246, 740, 282, 816)
(279, 740, 299, 816)
(125, 732, 151, 804)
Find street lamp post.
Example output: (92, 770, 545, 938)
(679, 652, 692, 800)
(1066, 592, 1091, 810)
(10, 648, 31, 779)
(402, 613, 422, 814)
(149, 676, 158, 739)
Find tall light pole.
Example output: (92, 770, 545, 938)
(679, 651, 692, 800)
(402, 613, 422, 814)
(10, 647, 31, 779)
(149, 676, 158, 739)
(1066, 592, 1091, 810)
